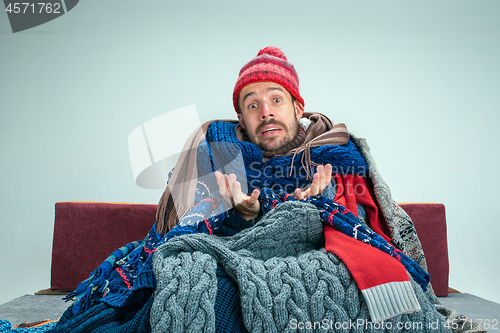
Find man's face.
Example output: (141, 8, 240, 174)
(237, 82, 304, 152)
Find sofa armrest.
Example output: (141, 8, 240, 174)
(50, 202, 157, 291)
(398, 203, 449, 297)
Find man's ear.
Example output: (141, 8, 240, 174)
(237, 113, 245, 128)
(294, 100, 305, 121)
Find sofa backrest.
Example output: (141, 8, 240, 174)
(50, 202, 157, 291)
(398, 203, 449, 297)
(50, 201, 449, 296)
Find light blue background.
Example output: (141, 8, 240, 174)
(1, 0, 499, 307)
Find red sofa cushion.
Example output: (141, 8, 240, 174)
(399, 203, 449, 297)
(50, 202, 157, 291)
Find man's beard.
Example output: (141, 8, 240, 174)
(244, 119, 302, 153)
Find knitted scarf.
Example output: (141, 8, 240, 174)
(151, 201, 449, 332)
(156, 112, 350, 235)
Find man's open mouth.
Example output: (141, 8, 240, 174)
(260, 124, 283, 136)
(262, 127, 281, 135)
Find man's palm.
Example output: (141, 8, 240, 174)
(215, 172, 260, 220)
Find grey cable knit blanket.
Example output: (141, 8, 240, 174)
(151, 201, 452, 333)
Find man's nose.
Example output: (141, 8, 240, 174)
(261, 102, 274, 119)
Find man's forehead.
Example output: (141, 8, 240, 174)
(239, 82, 289, 104)
(241, 82, 287, 94)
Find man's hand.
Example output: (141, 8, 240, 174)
(215, 171, 260, 221)
(294, 164, 333, 200)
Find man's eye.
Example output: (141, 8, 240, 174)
(248, 103, 257, 109)
(274, 98, 282, 103)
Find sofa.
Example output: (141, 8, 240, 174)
(49, 201, 450, 297)
(1, 201, 499, 328)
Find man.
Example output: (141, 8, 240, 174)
(149, 47, 451, 331)
(55, 47, 480, 333)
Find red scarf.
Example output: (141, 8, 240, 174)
(325, 174, 421, 321)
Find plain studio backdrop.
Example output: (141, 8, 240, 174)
(1, 1, 499, 307)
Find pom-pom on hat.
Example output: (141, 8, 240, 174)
(233, 46, 304, 113)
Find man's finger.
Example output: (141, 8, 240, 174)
(310, 182, 319, 196)
(231, 180, 244, 206)
(312, 173, 321, 195)
(248, 189, 260, 205)
(224, 174, 237, 206)
(215, 171, 227, 197)
(316, 165, 325, 194)
(294, 188, 304, 200)
(325, 164, 332, 186)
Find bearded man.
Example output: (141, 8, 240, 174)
(54, 47, 482, 333)
(149, 47, 462, 332)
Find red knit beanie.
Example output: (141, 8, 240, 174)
(233, 46, 304, 113)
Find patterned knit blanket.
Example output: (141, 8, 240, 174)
(151, 201, 451, 333)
